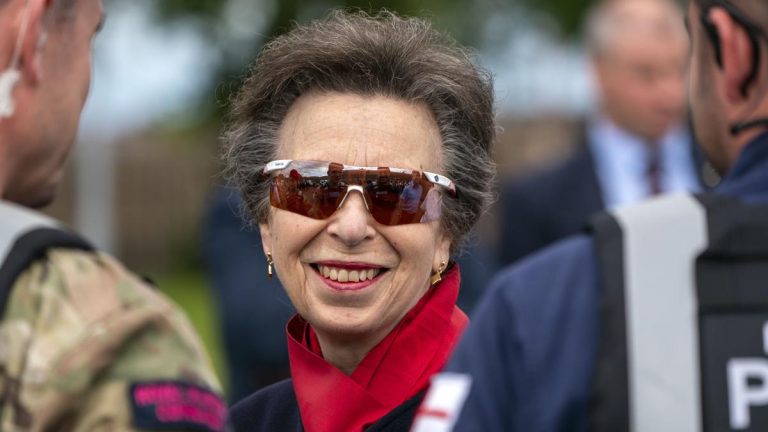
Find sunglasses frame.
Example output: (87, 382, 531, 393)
(264, 160, 455, 194)
(262, 159, 456, 225)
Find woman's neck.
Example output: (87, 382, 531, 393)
(314, 322, 398, 375)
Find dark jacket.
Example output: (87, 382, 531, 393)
(497, 126, 707, 266)
(498, 142, 604, 265)
(230, 379, 424, 432)
(446, 134, 768, 431)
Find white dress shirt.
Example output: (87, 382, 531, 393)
(588, 117, 702, 209)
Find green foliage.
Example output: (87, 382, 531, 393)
(132, 0, 598, 122)
(518, 0, 598, 36)
(151, 0, 226, 22)
(145, 0, 489, 43)
(157, 268, 228, 392)
(145, 0, 597, 40)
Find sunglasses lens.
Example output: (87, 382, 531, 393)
(269, 170, 343, 219)
(268, 162, 443, 225)
(367, 171, 432, 225)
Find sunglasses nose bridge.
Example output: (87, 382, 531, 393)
(336, 185, 372, 213)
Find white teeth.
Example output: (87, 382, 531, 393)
(338, 269, 349, 282)
(318, 265, 381, 282)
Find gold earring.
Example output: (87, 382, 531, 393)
(430, 261, 447, 286)
(267, 253, 274, 281)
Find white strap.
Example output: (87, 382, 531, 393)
(0, 200, 59, 267)
(612, 194, 708, 432)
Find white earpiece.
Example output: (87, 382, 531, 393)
(0, 0, 33, 121)
(0, 68, 21, 118)
(36, 32, 47, 50)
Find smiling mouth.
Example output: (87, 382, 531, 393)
(314, 264, 384, 283)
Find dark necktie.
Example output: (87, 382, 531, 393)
(646, 147, 663, 196)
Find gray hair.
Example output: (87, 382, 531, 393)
(586, 0, 687, 56)
(223, 9, 496, 255)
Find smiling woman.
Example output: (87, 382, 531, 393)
(225, 10, 495, 432)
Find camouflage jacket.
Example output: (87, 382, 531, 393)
(0, 202, 227, 432)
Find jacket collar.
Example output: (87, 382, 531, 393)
(716, 132, 768, 203)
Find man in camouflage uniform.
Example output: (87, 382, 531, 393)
(0, 0, 227, 430)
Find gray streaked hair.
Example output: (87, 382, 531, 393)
(223, 9, 496, 255)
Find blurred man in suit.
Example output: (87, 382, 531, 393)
(498, 0, 706, 265)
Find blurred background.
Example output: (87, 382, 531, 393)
(43, 0, 680, 401)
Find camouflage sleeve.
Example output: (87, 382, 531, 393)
(0, 249, 228, 432)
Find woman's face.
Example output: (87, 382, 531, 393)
(260, 92, 451, 347)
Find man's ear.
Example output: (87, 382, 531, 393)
(708, 7, 758, 103)
(19, 0, 53, 84)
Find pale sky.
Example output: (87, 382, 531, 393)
(79, 2, 596, 141)
(79, 2, 218, 140)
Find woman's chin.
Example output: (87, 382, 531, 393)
(307, 306, 398, 349)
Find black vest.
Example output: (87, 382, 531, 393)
(0, 201, 92, 313)
(589, 194, 768, 432)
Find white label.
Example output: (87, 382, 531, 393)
(410, 373, 472, 432)
(728, 358, 768, 429)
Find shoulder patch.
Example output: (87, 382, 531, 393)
(129, 381, 227, 432)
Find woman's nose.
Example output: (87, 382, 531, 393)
(326, 189, 376, 246)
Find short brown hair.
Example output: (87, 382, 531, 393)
(224, 9, 496, 254)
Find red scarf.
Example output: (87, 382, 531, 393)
(286, 265, 467, 432)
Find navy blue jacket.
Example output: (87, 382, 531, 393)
(447, 135, 768, 431)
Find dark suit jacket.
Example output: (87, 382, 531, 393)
(498, 143, 604, 265)
(497, 127, 708, 266)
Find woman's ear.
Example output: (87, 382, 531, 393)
(259, 221, 272, 257)
(433, 232, 451, 272)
